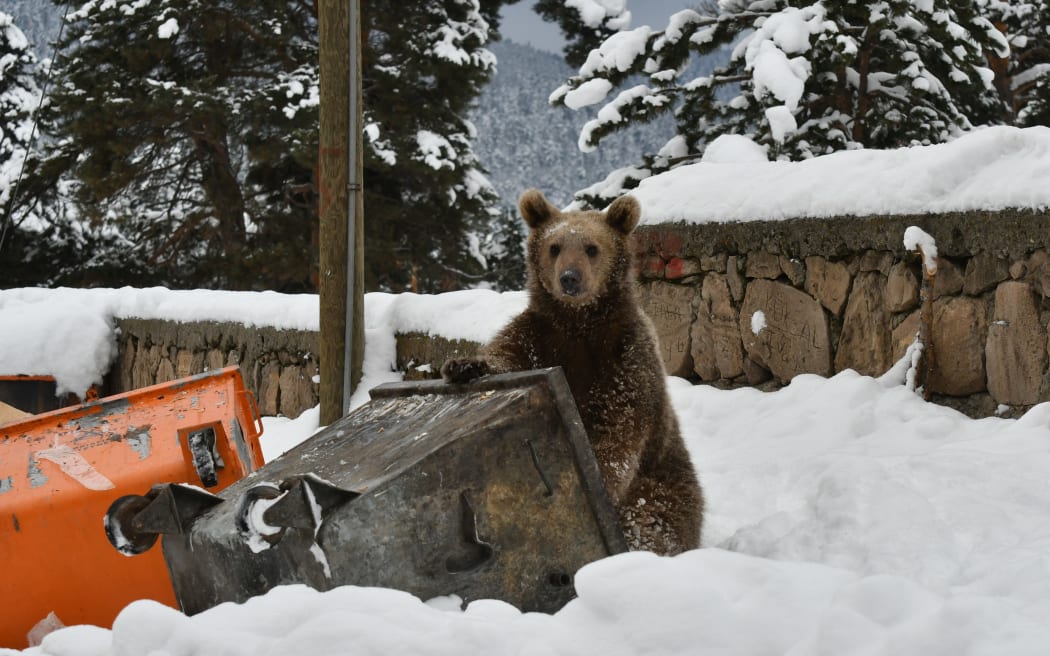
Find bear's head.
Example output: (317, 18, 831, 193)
(518, 188, 640, 308)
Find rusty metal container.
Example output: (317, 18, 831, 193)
(111, 368, 626, 615)
(0, 366, 264, 648)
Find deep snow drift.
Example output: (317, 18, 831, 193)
(3, 287, 1050, 655)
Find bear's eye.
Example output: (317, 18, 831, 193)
(585, 245, 599, 258)
(549, 244, 561, 257)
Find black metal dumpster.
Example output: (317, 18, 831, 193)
(107, 368, 627, 614)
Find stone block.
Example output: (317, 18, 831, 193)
(885, 262, 919, 313)
(779, 255, 805, 287)
(835, 272, 893, 376)
(931, 258, 964, 299)
(257, 361, 282, 417)
(927, 296, 988, 396)
(279, 365, 316, 418)
(132, 344, 161, 390)
(857, 250, 894, 275)
(638, 255, 665, 279)
(692, 274, 744, 381)
(156, 358, 176, 384)
(804, 256, 851, 316)
(175, 349, 203, 379)
(891, 310, 921, 363)
(638, 282, 696, 377)
(665, 257, 701, 280)
(739, 279, 832, 382)
(205, 349, 225, 372)
(986, 281, 1047, 405)
(964, 252, 1009, 296)
(726, 256, 745, 302)
(700, 253, 727, 273)
(1024, 249, 1050, 298)
(745, 251, 781, 280)
(1009, 258, 1026, 280)
(743, 358, 772, 385)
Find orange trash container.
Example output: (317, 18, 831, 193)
(0, 366, 265, 648)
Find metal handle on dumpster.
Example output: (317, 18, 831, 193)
(241, 390, 264, 441)
(237, 475, 360, 550)
(444, 490, 494, 573)
(105, 484, 223, 555)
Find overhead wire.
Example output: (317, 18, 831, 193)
(0, 0, 76, 256)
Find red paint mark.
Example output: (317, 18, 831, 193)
(665, 257, 685, 280)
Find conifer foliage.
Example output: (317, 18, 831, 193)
(0, 11, 38, 208)
(16, 0, 520, 292)
(982, 0, 1050, 127)
(551, 0, 1013, 206)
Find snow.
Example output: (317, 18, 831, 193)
(749, 310, 766, 335)
(565, 0, 629, 30)
(700, 134, 768, 163)
(5, 285, 1050, 653)
(156, 17, 178, 40)
(903, 226, 939, 274)
(416, 130, 458, 171)
(631, 126, 1050, 224)
(561, 77, 613, 110)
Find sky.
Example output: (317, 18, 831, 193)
(499, 0, 698, 55)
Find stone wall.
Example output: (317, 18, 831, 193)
(107, 208, 1050, 420)
(633, 209, 1050, 417)
(111, 319, 319, 419)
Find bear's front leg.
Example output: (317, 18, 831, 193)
(441, 357, 492, 384)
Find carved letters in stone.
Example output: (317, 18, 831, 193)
(639, 282, 696, 377)
(739, 280, 832, 382)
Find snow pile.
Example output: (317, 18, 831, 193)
(631, 126, 1050, 223)
(0, 287, 320, 397)
(0, 287, 526, 402)
(4, 287, 1050, 654)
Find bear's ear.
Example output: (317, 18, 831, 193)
(519, 189, 559, 229)
(605, 195, 641, 235)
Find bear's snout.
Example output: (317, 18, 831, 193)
(559, 269, 582, 296)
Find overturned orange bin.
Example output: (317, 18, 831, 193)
(0, 366, 265, 648)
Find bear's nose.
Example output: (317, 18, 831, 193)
(559, 270, 581, 296)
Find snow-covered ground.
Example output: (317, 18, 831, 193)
(3, 285, 1050, 655)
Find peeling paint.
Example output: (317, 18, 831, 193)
(0, 476, 12, 494)
(27, 454, 48, 488)
(75, 399, 131, 431)
(126, 425, 153, 460)
(35, 445, 116, 491)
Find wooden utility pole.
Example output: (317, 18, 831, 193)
(319, 0, 365, 424)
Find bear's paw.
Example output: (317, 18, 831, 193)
(441, 357, 492, 384)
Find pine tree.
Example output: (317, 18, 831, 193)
(981, 0, 1050, 127)
(24, 0, 320, 290)
(0, 11, 38, 209)
(21, 0, 520, 292)
(360, 0, 511, 292)
(549, 0, 1010, 207)
(0, 11, 51, 287)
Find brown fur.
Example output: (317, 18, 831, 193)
(443, 189, 704, 554)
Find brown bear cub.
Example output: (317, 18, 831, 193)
(442, 189, 703, 555)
